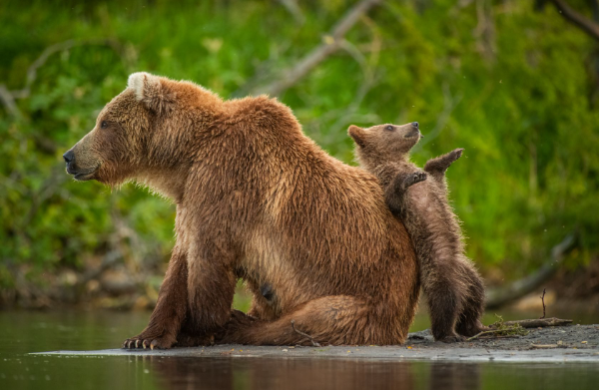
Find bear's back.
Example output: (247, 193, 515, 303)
(222, 96, 415, 295)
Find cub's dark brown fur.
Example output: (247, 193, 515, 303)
(63, 73, 421, 348)
(349, 122, 486, 342)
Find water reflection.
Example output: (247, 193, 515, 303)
(429, 362, 480, 389)
(2, 310, 599, 389)
(148, 356, 487, 389)
(148, 356, 422, 389)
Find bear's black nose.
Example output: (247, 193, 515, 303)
(412, 122, 419, 129)
(63, 150, 75, 164)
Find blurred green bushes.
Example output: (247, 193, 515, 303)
(1, 0, 598, 298)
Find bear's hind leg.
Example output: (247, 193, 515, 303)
(218, 295, 407, 346)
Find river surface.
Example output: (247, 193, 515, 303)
(1, 309, 598, 389)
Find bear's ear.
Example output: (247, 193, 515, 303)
(128, 72, 173, 114)
(348, 125, 367, 148)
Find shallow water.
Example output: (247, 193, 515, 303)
(1, 310, 598, 389)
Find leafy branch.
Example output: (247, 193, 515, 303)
(540, 0, 599, 41)
(249, 0, 382, 96)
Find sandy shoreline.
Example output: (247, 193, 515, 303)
(33, 324, 599, 363)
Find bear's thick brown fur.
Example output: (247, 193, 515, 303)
(348, 122, 486, 342)
(64, 73, 420, 348)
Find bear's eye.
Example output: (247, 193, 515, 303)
(100, 121, 108, 129)
(385, 125, 394, 131)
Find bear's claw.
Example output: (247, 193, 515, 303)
(123, 330, 213, 349)
(122, 336, 173, 350)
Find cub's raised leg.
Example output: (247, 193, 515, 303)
(424, 148, 464, 184)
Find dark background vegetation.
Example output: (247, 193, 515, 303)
(1, 0, 598, 310)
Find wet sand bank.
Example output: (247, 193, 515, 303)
(34, 324, 599, 363)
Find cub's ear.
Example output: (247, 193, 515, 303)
(348, 125, 366, 148)
(127, 72, 174, 114)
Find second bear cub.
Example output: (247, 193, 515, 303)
(349, 122, 486, 342)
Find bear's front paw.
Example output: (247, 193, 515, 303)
(122, 332, 177, 350)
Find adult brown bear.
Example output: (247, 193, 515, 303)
(63, 72, 419, 348)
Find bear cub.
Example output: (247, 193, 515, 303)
(349, 122, 486, 342)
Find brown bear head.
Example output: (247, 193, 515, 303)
(348, 122, 422, 169)
(62, 72, 222, 195)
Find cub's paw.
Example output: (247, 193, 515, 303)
(457, 321, 490, 337)
(122, 333, 176, 350)
(439, 334, 466, 343)
(404, 171, 427, 187)
(450, 148, 464, 161)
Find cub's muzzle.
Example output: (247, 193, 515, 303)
(406, 122, 422, 139)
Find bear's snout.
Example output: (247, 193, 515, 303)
(63, 148, 96, 179)
(63, 150, 74, 164)
(63, 150, 77, 174)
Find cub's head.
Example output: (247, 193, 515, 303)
(62, 72, 217, 188)
(348, 122, 422, 169)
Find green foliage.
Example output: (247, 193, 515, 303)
(1, 0, 598, 288)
